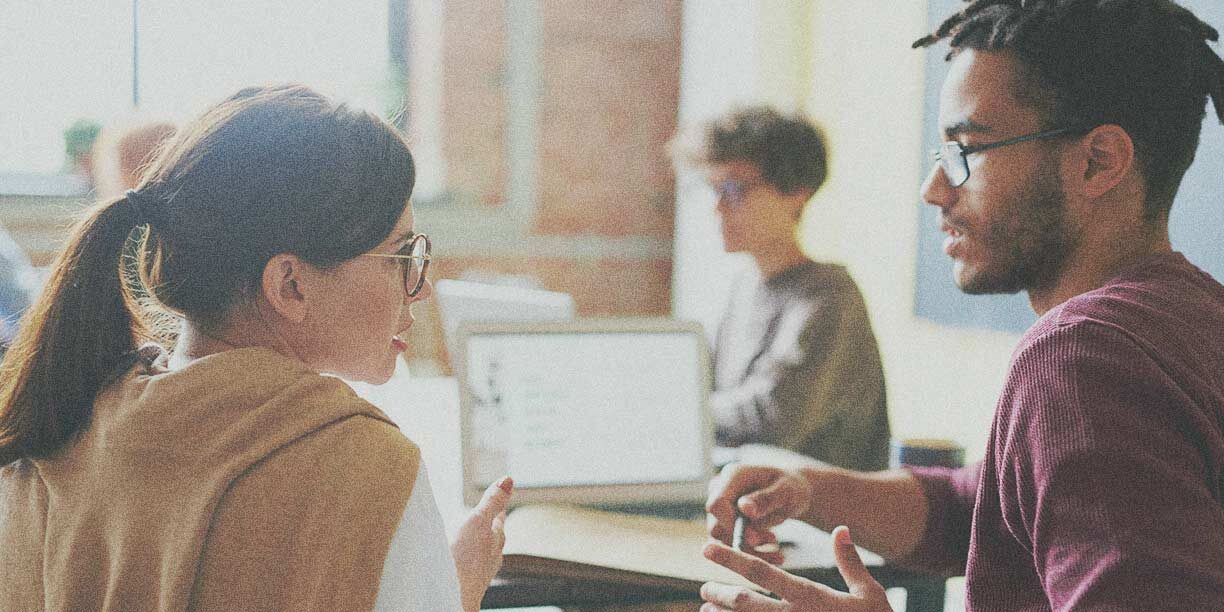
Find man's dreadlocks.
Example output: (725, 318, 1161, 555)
(915, 0, 1224, 219)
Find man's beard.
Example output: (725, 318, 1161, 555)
(959, 167, 1078, 296)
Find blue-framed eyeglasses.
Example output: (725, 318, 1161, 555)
(932, 126, 1092, 187)
(713, 178, 767, 209)
(363, 233, 432, 298)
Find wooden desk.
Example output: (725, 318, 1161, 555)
(353, 375, 947, 612)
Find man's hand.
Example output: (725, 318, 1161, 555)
(700, 526, 892, 611)
(707, 464, 815, 547)
(450, 476, 513, 612)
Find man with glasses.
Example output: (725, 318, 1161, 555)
(699, 2, 1224, 611)
(672, 107, 890, 472)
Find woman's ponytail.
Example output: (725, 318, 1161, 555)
(0, 194, 150, 466)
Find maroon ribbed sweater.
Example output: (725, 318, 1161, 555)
(905, 252, 1224, 611)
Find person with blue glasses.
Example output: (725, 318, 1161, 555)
(672, 107, 891, 473)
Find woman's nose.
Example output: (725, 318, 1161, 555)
(411, 278, 434, 303)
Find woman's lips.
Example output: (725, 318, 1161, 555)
(391, 316, 415, 352)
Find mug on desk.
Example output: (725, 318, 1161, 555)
(889, 438, 965, 469)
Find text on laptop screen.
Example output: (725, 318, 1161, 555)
(462, 329, 708, 490)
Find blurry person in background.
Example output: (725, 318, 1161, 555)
(672, 107, 890, 471)
(0, 119, 169, 354)
(0, 225, 34, 351)
(91, 119, 178, 198)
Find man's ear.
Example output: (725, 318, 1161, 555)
(1076, 124, 1135, 200)
(261, 254, 309, 323)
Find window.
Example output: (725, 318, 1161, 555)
(1, 1, 401, 192)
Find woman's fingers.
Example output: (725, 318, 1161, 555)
(475, 476, 513, 523)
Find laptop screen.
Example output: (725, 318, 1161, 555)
(456, 318, 713, 507)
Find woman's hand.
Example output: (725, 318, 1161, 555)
(700, 526, 892, 612)
(450, 476, 513, 612)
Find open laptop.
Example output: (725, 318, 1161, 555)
(454, 318, 714, 510)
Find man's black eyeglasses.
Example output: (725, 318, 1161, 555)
(932, 126, 1091, 187)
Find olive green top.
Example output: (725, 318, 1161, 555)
(712, 260, 891, 471)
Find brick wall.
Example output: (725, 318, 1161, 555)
(405, 1, 683, 372)
(534, 1, 681, 238)
(439, 0, 508, 208)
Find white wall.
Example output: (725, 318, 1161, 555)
(673, 0, 754, 342)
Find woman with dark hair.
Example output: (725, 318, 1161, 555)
(0, 84, 511, 611)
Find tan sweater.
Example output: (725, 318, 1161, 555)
(0, 347, 420, 612)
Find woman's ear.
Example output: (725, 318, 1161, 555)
(261, 254, 309, 323)
(1078, 124, 1135, 200)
